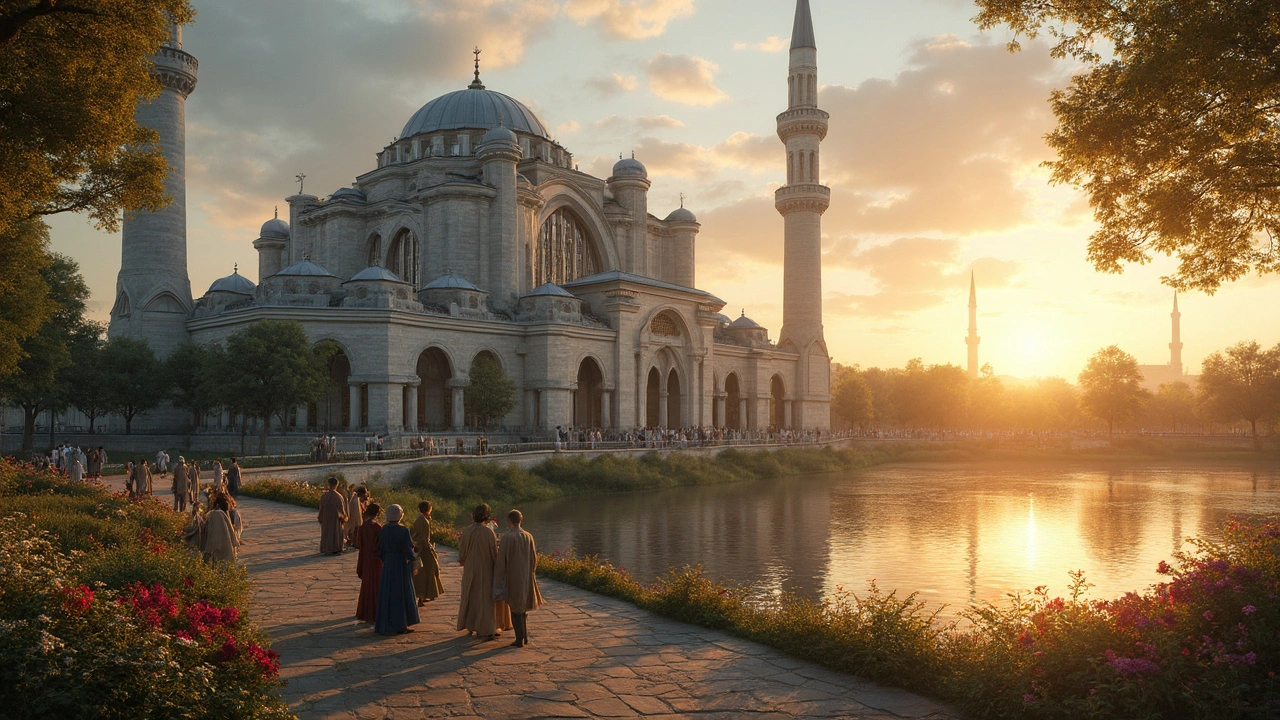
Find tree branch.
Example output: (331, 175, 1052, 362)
(0, 1, 100, 49)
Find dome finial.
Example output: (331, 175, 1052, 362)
(680, 192, 685, 208)
(741, 308, 746, 317)
(233, 263, 238, 275)
(273, 205, 278, 219)
(469, 46, 485, 90)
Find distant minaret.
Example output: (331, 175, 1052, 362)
(776, 0, 832, 429)
(108, 21, 197, 359)
(966, 271, 980, 379)
(1169, 291, 1183, 374)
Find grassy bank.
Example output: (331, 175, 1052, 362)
(0, 463, 292, 719)
(240, 444, 911, 546)
(540, 518, 1280, 720)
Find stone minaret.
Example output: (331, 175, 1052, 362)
(776, 0, 829, 353)
(966, 271, 980, 378)
(108, 22, 197, 359)
(1169, 291, 1183, 374)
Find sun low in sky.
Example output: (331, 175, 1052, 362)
(47, 0, 1280, 380)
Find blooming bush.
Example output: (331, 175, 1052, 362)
(0, 463, 291, 719)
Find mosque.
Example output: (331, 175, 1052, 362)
(104, 0, 833, 436)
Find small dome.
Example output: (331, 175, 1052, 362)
(665, 207, 697, 223)
(523, 282, 575, 299)
(348, 266, 403, 283)
(260, 217, 290, 239)
(330, 186, 366, 202)
(714, 313, 732, 326)
(482, 124, 518, 145)
(728, 311, 763, 330)
(207, 269, 256, 296)
(422, 272, 481, 291)
(612, 157, 647, 179)
(274, 260, 337, 278)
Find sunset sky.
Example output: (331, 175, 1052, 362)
(47, 0, 1280, 379)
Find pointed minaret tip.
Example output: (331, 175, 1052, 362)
(1173, 289, 1179, 312)
(790, 0, 816, 50)
(968, 271, 977, 304)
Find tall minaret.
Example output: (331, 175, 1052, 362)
(107, 21, 197, 359)
(1169, 291, 1183, 374)
(776, 0, 832, 428)
(966, 271, 980, 379)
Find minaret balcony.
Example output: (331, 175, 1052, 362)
(776, 107, 829, 141)
(152, 46, 198, 96)
(774, 183, 830, 214)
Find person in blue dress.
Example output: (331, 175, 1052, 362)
(375, 504, 420, 635)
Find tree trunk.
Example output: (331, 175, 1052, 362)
(20, 405, 37, 457)
(47, 409, 54, 448)
(86, 412, 96, 434)
(124, 413, 133, 435)
(258, 413, 269, 455)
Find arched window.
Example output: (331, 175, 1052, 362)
(536, 207, 599, 286)
(366, 234, 382, 268)
(386, 229, 419, 286)
(809, 151, 817, 182)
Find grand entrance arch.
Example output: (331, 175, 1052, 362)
(666, 369, 682, 428)
(415, 348, 451, 430)
(645, 368, 661, 427)
(575, 358, 604, 428)
(725, 373, 742, 430)
(770, 374, 786, 429)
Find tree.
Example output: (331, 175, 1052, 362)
(974, 1, 1280, 292)
(1145, 381, 1198, 433)
(0, 252, 92, 454)
(99, 337, 166, 435)
(1197, 341, 1280, 446)
(832, 367, 874, 429)
(1078, 345, 1150, 438)
(208, 320, 326, 455)
(0, 220, 53, 378)
(0, 1, 194, 237)
(464, 354, 516, 429)
(967, 363, 1006, 431)
(63, 334, 109, 433)
(166, 341, 215, 428)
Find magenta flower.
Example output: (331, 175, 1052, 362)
(1242, 605, 1257, 615)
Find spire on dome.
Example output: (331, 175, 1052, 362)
(469, 46, 485, 89)
(790, 0, 816, 50)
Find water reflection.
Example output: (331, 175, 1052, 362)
(522, 462, 1280, 615)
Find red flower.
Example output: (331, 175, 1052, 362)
(61, 585, 95, 613)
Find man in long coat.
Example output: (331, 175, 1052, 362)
(318, 476, 348, 554)
(410, 501, 444, 605)
(493, 509, 544, 647)
(457, 504, 501, 639)
(172, 457, 189, 512)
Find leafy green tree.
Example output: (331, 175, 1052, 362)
(1078, 345, 1150, 438)
(0, 220, 53, 379)
(166, 341, 215, 427)
(1197, 341, 1280, 446)
(967, 363, 1006, 431)
(831, 367, 874, 429)
(465, 354, 516, 429)
(974, 0, 1280, 291)
(100, 337, 166, 435)
(63, 334, 109, 433)
(208, 320, 326, 454)
(0, 0, 194, 237)
(1145, 381, 1198, 433)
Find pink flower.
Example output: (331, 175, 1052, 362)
(1202, 610, 1214, 621)
(1242, 605, 1257, 615)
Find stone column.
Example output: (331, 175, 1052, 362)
(405, 383, 419, 432)
(348, 384, 362, 430)
(600, 389, 613, 429)
(658, 391, 669, 428)
(447, 378, 469, 430)
(783, 399, 793, 429)
(739, 398, 750, 430)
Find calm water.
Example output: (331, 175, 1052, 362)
(521, 462, 1280, 613)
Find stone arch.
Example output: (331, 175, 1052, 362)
(637, 305, 701, 353)
(574, 356, 604, 429)
(645, 367, 661, 427)
(314, 340, 353, 431)
(142, 291, 186, 313)
(469, 348, 506, 376)
(386, 227, 419, 286)
(111, 289, 131, 318)
(725, 372, 743, 430)
(416, 346, 452, 430)
(366, 233, 382, 268)
(537, 182, 621, 273)
(666, 368, 682, 427)
(770, 373, 787, 429)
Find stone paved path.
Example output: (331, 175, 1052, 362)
(228, 495, 964, 719)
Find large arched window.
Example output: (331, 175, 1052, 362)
(536, 207, 599, 286)
(386, 229, 419, 286)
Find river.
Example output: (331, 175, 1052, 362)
(521, 461, 1280, 614)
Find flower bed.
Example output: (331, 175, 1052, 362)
(539, 519, 1280, 719)
(0, 463, 292, 719)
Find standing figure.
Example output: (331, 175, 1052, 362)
(317, 476, 348, 554)
(188, 462, 201, 511)
(203, 495, 239, 564)
(211, 460, 225, 492)
(374, 504, 419, 635)
(225, 457, 241, 497)
(494, 509, 544, 648)
(410, 501, 444, 606)
(69, 457, 84, 483)
(457, 504, 505, 640)
(172, 457, 189, 512)
(155, 449, 169, 477)
(354, 503, 383, 623)
(345, 486, 367, 549)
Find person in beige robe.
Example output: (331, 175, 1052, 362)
(318, 476, 348, 554)
(172, 458, 189, 512)
(410, 501, 444, 605)
(345, 486, 367, 549)
(493, 509, 544, 647)
(457, 504, 503, 639)
(202, 497, 238, 564)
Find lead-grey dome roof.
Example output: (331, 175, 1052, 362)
(207, 269, 256, 296)
(274, 260, 337, 278)
(348, 266, 403, 283)
(665, 207, 697, 223)
(728, 311, 763, 329)
(401, 87, 550, 141)
(422, 272, 481, 291)
(260, 218, 290, 238)
(523, 282, 575, 298)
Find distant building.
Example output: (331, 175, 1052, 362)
(1137, 292, 1197, 391)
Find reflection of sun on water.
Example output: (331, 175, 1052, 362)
(1025, 494, 1037, 568)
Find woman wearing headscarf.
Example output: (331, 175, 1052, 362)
(457, 503, 509, 641)
(202, 495, 239, 564)
(374, 504, 419, 635)
(355, 503, 383, 623)
(410, 501, 445, 606)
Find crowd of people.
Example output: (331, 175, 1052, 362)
(318, 478, 542, 645)
(28, 444, 109, 481)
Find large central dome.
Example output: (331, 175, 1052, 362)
(400, 86, 551, 141)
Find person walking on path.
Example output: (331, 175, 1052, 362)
(172, 457, 189, 512)
(374, 504, 419, 636)
(155, 449, 169, 477)
(211, 460, 225, 493)
(410, 501, 444, 606)
(345, 486, 367, 549)
(131, 459, 153, 498)
(493, 509, 544, 648)
(203, 494, 239, 564)
(226, 457, 241, 497)
(69, 456, 84, 483)
(457, 504, 508, 641)
(354, 503, 383, 624)
(188, 462, 202, 512)
(317, 476, 348, 555)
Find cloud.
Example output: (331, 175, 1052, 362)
(733, 36, 787, 52)
(647, 52, 729, 106)
(563, 0, 694, 40)
(556, 120, 581, 136)
(586, 73, 638, 97)
(592, 114, 685, 131)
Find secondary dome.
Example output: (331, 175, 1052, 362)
(348, 266, 403, 283)
(612, 157, 647, 178)
(401, 87, 550, 141)
(260, 217, 290, 238)
(729, 311, 762, 329)
(274, 260, 337, 278)
(207, 269, 256, 296)
(665, 207, 697, 223)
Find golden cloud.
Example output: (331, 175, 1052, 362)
(563, 0, 694, 40)
(647, 52, 729, 106)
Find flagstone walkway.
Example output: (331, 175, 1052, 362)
(228, 495, 963, 719)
